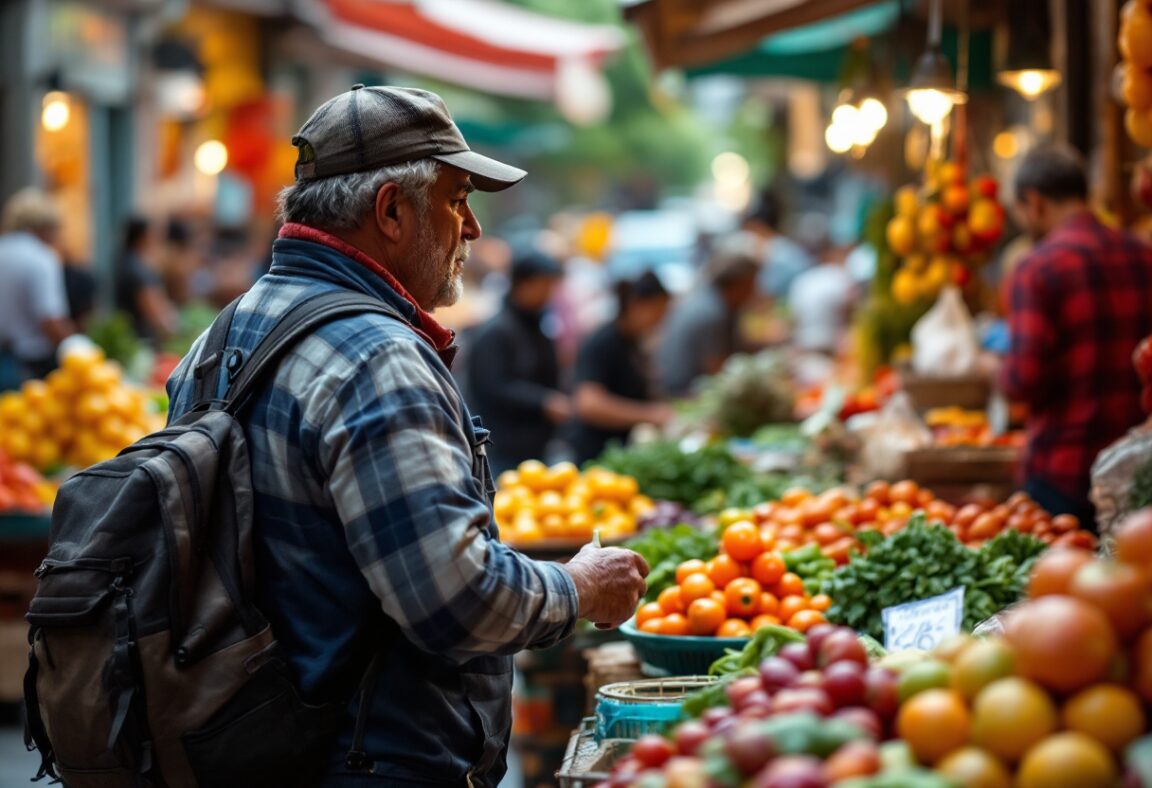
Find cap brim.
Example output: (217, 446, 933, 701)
(432, 150, 526, 192)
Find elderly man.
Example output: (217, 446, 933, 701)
(0, 188, 74, 387)
(166, 85, 648, 787)
(1000, 145, 1152, 527)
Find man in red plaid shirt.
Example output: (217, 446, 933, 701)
(999, 146, 1152, 528)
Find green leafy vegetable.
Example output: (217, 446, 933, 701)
(707, 624, 805, 677)
(1130, 455, 1152, 511)
(824, 516, 1047, 640)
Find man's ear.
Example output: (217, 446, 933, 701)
(374, 182, 404, 242)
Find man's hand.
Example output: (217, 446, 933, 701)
(562, 544, 649, 629)
(543, 393, 574, 424)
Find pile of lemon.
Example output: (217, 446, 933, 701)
(0, 347, 166, 471)
(494, 460, 653, 545)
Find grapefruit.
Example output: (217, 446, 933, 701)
(1004, 596, 1117, 693)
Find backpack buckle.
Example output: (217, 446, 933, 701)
(345, 750, 368, 770)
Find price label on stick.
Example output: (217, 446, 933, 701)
(882, 586, 965, 652)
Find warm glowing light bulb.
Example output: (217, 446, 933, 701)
(711, 152, 750, 187)
(194, 140, 228, 175)
(998, 69, 1061, 100)
(859, 98, 888, 131)
(906, 89, 955, 125)
(993, 130, 1020, 159)
(831, 103, 859, 128)
(41, 92, 70, 132)
(825, 123, 853, 154)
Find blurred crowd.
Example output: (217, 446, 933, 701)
(0, 183, 867, 458)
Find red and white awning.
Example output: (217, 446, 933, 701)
(297, 0, 626, 101)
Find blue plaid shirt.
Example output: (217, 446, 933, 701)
(167, 235, 578, 785)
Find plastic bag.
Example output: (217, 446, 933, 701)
(857, 391, 933, 481)
(1090, 418, 1152, 537)
(911, 286, 980, 375)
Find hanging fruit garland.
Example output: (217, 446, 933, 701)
(883, 162, 1005, 307)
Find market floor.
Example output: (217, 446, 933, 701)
(0, 720, 525, 787)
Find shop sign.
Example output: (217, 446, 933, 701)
(882, 586, 965, 652)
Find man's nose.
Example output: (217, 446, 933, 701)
(462, 204, 482, 241)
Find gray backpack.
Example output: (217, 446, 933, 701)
(24, 291, 399, 787)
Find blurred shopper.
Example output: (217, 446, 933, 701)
(569, 271, 675, 463)
(788, 245, 858, 355)
(61, 252, 97, 330)
(464, 250, 570, 474)
(0, 188, 74, 388)
(163, 85, 647, 787)
(156, 218, 198, 306)
(658, 251, 760, 396)
(999, 145, 1152, 526)
(115, 216, 179, 343)
(741, 193, 814, 300)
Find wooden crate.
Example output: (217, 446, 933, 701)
(901, 372, 992, 412)
(904, 446, 1019, 505)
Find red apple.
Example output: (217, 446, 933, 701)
(822, 661, 867, 708)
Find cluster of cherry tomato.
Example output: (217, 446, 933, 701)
(636, 524, 832, 638)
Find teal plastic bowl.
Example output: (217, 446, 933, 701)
(619, 620, 750, 676)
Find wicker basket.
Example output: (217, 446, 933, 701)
(594, 676, 717, 740)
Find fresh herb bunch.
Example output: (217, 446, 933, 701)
(687, 352, 797, 437)
(823, 517, 1048, 640)
(624, 524, 719, 603)
(592, 440, 817, 512)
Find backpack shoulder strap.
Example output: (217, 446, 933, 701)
(219, 291, 404, 413)
(192, 297, 243, 405)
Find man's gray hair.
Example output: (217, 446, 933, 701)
(276, 158, 440, 230)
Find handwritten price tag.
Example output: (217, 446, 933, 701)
(882, 586, 965, 652)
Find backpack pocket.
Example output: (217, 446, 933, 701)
(181, 659, 345, 788)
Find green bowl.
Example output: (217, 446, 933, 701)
(619, 620, 750, 676)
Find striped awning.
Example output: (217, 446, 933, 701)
(298, 0, 626, 100)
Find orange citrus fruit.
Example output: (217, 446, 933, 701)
(1016, 733, 1116, 788)
(951, 638, 1016, 701)
(935, 747, 1013, 788)
(970, 678, 1058, 763)
(1061, 684, 1147, 753)
(896, 689, 970, 765)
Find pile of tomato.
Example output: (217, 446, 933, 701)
(722, 481, 1096, 565)
(635, 522, 832, 638)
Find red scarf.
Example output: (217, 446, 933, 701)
(278, 223, 456, 353)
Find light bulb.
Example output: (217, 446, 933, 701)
(41, 92, 70, 132)
(859, 98, 888, 131)
(831, 103, 859, 128)
(852, 123, 879, 147)
(906, 89, 955, 125)
(997, 69, 1061, 101)
(194, 140, 228, 175)
(825, 123, 853, 154)
(711, 152, 750, 187)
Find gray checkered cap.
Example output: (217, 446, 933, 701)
(291, 84, 526, 191)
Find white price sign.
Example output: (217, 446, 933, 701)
(882, 586, 965, 652)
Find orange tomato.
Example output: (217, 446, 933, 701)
(639, 617, 663, 634)
(722, 521, 764, 562)
(724, 578, 762, 618)
(813, 523, 843, 546)
(889, 480, 921, 505)
(707, 554, 745, 588)
(636, 602, 664, 626)
(686, 598, 726, 636)
(679, 573, 716, 604)
(809, 593, 832, 612)
(750, 614, 782, 631)
(788, 609, 827, 632)
(717, 618, 752, 638)
(917, 488, 935, 508)
(778, 595, 809, 623)
(780, 487, 811, 507)
(751, 552, 786, 587)
(825, 536, 858, 566)
(865, 480, 891, 504)
(657, 586, 686, 615)
(675, 559, 708, 585)
(759, 592, 780, 616)
(775, 572, 806, 598)
(779, 524, 806, 543)
(710, 590, 728, 607)
(858, 498, 881, 521)
(1051, 514, 1080, 534)
(660, 613, 689, 636)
